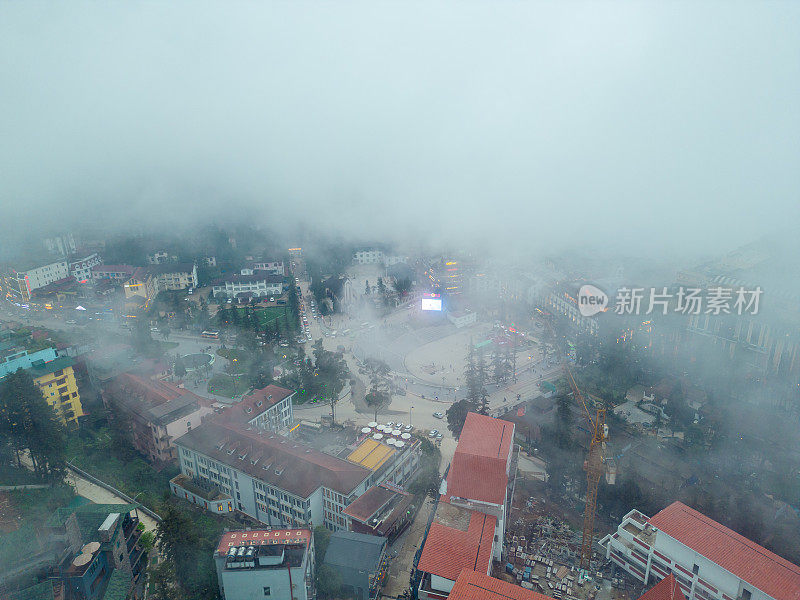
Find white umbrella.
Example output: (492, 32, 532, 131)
(372, 433, 384, 440)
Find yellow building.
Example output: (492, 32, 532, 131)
(28, 356, 85, 426)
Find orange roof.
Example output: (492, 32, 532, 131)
(216, 528, 311, 555)
(417, 509, 496, 582)
(444, 412, 513, 505)
(638, 575, 686, 600)
(649, 502, 800, 600)
(446, 452, 508, 504)
(449, 570, 555, 600)
(456, 412, 514, 462)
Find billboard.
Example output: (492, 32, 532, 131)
(421, 297, 443, 311)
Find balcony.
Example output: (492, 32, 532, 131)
(123, 515, 140, 539)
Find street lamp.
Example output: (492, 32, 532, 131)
(409, 406, 414, 428)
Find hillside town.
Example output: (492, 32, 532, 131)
(1, 229, 798, 600)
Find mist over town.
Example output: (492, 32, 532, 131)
(1, 3, 799, 600)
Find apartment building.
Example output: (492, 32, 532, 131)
(102, 373, 213, 464)
(214, 385, 295, 433)
(69, 253, 102, 283)
(214, 529, 315, 600)
(3, 260, 70, 301)
(599, 502, 800, 600)
(245, 260, 285, 275)
(354, 249, 385, 265)
(0, 346, 85, 426)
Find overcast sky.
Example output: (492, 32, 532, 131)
(1, 1, 798, 258)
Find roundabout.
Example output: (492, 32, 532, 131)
(181, 352, 214, 372)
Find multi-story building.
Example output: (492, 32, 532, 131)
(0, 346, 84, 426)
(43, 233, 77, 256)
(1, 503, 146, 600)
(245, 260, 285, 275)
(3, 260, 70, 301)
(69, 253, 102, 283)
(354, 249, 385, 265)
(599, 502, 800, 600)
(342, 482, 415, 542)
(28, 355, 85, 426)
(322, 531, 388, 600)
(214, 529, 315, 600)
(417, 412, 516, 600)
(211, 272, 284, 299)
(91, 264, 136, 284)
(102, 374, 213, 464)
(214, 385, 295, 433)
(447, 310, 477, 329)
(172, 415, 421, 530)
(147, 263, 197, 291)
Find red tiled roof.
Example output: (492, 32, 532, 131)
(216, 528, 310, 555)
(649, 502, 800, 600)
(456, 413, 514, 462)
(444, 412, 514, 505)
(638, 575, 686, 600)
(449, 570, 554, 600)
(417, 509, 496, 582)
(445, 452, 508, 505)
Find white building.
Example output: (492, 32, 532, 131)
(212, 272, 283, 299)
(173, 400, 421, 530)
(447, 310, 477, 328)
(5, 260, 70, 301)
(214, 529, 315, 600)
(599, 502, 800, 600)
(246, 260, 285, 275)
(147, 250, 177, 265)
(68, 253, 102, 283)
(354, 249, 384, 265)
(43, 233, 76, 256)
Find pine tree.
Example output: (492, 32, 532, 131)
(364, 280, 371, 295)
(475, 346, 489, 415)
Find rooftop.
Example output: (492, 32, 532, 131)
(323, 530, 387, 572)
(216, 528, 311, 556)
(26, 356, 75, 379)
(342, 484, 413, 533)
(175, 421, 370, 497)
(449, 570, 554, 600)
(103, 373, 209, 425)
(456, 412, 514, 462)
(212, 271, 284, 286)
(417, 503, 496, 582)
(215, 385, 294, 425)
(649, 502, 800, 600)
(638, 575, 686, 600)
(91, 265, 135, 275)
(444, 412, 514, 505)
(346, 438, 397, 471)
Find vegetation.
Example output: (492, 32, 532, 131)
(407, 437, 442, 499)
(207, 373, 249, 398)
(0, 370, 67, 482)
(363, 357, 392, 421)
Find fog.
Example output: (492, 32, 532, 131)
(1, 1, 799, 258)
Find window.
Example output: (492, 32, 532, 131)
(263, 587, 271, 596)
(692, 564, 699, 575)
(742, 591, 751, 600)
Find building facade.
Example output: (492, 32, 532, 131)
(102, 374, 213, 463)
(354, 250, 385, 265)
(214, 529, 315, 600)
(212, 272, 284, 299)
(4, 260, 70, 301)
(599, 502, 800, 600)
(69, 253, 103, 283)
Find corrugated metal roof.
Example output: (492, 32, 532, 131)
(347, 438, 396, 471)
(649, 502, 800, 600)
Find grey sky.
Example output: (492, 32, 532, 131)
(1, 1, 798, 257)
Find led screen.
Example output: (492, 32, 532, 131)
(421, 298, 442, 311)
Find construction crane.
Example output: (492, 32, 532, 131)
(546, 319, 606, 569)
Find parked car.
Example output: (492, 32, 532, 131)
(428, 429, 439, 437)
(433, 412, 444, 419)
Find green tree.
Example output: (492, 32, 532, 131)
(392, 277, 412, 297)
(0, 370, 67, 481)
(364, 280, 371, 295)
(173, 356, 187, 379)
(446, 399, 477, 439)
(316, 564, 342, 600)
(377, 277, 388, 306)
(475, 347, 489, 414)
(312, 340, 349, 421)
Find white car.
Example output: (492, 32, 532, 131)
(428, 429, 439, 437)
(433, 412, 444, 419)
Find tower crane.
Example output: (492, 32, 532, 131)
(546, 319, 606, 568)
